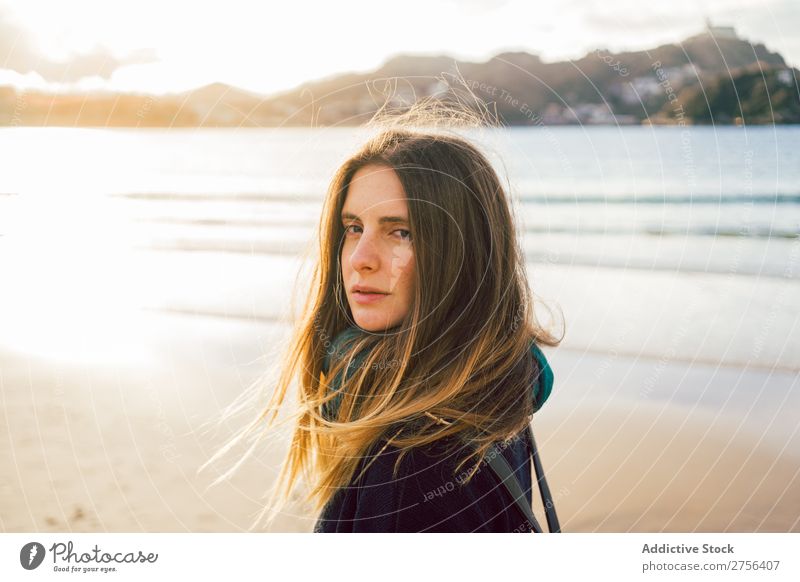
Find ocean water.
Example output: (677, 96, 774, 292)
(2, 125, 797, 269)
(0, 126, 797, 365)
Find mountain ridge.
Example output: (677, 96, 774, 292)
(1, 28, 796, 127)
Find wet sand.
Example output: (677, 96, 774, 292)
(1, 310, 797, 533)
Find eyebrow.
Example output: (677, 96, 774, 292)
(341, 212, 409, 225)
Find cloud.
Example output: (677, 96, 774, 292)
(0, 6, 156, 83)
(0, 6, 38, 71)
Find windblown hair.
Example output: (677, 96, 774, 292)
(203, 100, 564, 528)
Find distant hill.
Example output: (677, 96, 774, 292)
(1, 25, 797, 127)
(261, 27, 794, 126)
(672, 66, 800, 124)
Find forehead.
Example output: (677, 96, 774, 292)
(343, 165, 408, 215)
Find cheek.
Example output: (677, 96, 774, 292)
(391, 247, 414, 294)
(340, 243, 352, 274)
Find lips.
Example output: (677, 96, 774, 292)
(351, 286, 389, 304)
(352, 285, 388, 295)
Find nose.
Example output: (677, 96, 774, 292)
(348, 230, 381, 272)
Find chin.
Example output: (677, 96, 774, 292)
(352, 311, 399, 333)
(353, 315, 386, 332)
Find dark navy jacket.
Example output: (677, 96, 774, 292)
(313, 327, 552, 533)
(313, 430, 534, 533)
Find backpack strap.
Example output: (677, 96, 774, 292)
(485, 442, 544, 532)
(484, 425, 561, 533)
(527, 424, 561, 533)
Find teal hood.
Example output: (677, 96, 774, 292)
(321, 327, 553, 421)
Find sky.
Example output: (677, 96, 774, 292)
(0, 0, 797, 96)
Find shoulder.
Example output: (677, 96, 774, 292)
(314, 439, 424, 532)
(342, 433, 531, 532)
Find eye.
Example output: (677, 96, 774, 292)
(394, 229, 412, 242)
(344, 224, 362, 235)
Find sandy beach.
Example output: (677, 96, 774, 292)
(1, 304, 797, 533)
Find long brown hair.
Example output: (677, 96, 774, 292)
(203, 105, 564, 528)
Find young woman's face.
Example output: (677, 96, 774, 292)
(341, 164, 415, 332)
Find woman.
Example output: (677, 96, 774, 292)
(236, 124, 562, 532)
